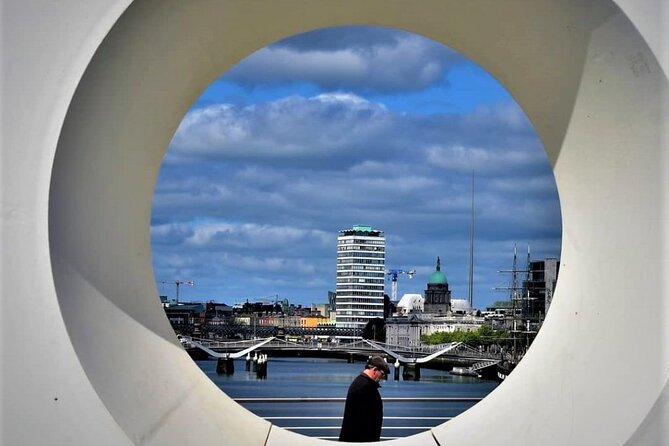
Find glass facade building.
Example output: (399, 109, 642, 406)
(335, 225, 386, 329)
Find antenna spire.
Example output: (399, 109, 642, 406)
(467, 170, 475, 309)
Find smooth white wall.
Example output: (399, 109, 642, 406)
(2, 1, 667, 445)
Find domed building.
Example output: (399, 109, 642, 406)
(423, 257, 452, 314)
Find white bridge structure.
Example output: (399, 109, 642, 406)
(2, 1, 668, 445)
(364, 340, 471, 364)
(188, 337, 278, 359)
(186, 337, 493, 363)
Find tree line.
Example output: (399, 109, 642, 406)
(421, 325, 511, 346)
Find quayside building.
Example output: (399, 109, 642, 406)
(335, 225, 386, 329)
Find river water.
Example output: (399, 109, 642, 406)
(195, 357, 499, 440)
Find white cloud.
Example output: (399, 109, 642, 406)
(425, 144, 546, 173)
(226, 29, 462, 92)
(167, 93, 394, 164)
(463, 102, 532, 131)
(151, 27, 562, 308)
(184, 222, 332, 250)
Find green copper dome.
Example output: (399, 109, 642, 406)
(429, 256, 448, 284)
(429, 270, 448, 284)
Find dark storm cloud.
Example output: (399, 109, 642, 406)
(225, 26, 463, 93)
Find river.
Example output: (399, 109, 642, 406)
(195, 357, 499, 440)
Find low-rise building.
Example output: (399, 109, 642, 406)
(163, 303, 205, 325)
(396, 293, 424, 315)
(385, 314, 484, 347)
(300, 314, 328, 328)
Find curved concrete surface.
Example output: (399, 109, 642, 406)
(2, 1, 667, 445)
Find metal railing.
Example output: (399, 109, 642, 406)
(235, 396, 485, 440)
(188, 336, 499, 361)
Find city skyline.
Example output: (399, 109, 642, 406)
(151, 25, 562, 309)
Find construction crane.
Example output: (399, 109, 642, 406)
(385, 269, 416, 301)
(157, 280, 194, 305)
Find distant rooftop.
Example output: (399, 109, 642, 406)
(352, 224, 373, 231)
(339, 224, 383, 236)
(488, 300, 514, 309)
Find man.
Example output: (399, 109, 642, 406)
(339, 356, 389, 442)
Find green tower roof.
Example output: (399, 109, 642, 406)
(428, 256, 448, 284)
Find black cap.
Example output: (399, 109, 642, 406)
(367, 356, 389, 374)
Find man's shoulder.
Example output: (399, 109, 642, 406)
(351, 373, 378, 389)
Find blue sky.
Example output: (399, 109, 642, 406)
(151, 26, 562, 309)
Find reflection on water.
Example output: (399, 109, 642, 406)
(195, 357, 498, 440)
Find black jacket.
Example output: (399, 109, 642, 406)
(339, 373, 383, 442)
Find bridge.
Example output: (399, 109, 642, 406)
(186, 337, 499, 368)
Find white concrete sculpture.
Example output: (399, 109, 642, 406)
(1, 1, 667, 445)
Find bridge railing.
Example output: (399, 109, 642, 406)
(364, 340, 498, 360)
(235, 396, 484, 440)
(188, 336, 499, 361)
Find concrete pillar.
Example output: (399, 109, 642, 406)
(403, 363, 421, 381)
(216, 357, 234, 375)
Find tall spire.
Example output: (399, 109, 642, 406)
(436, 256, 441, 271)
(468, 170, 475, 309)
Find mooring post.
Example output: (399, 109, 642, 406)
(216, 357, 225, 374)
(216, 355, 235, 375)
(256, 354, 268, 379)
(402, 362, 421, 381)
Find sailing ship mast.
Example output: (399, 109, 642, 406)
(495, 244, 537, 358)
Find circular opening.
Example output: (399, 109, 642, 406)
(152, 25, 562, 441)
(50, 2, 666, 444)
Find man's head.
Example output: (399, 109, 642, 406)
(365, 356, 389, 382)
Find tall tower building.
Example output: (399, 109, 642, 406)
(335, 225, 386, 329)
(423, 256, 452, 314)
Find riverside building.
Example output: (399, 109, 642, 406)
(335, 225, 386, 329)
